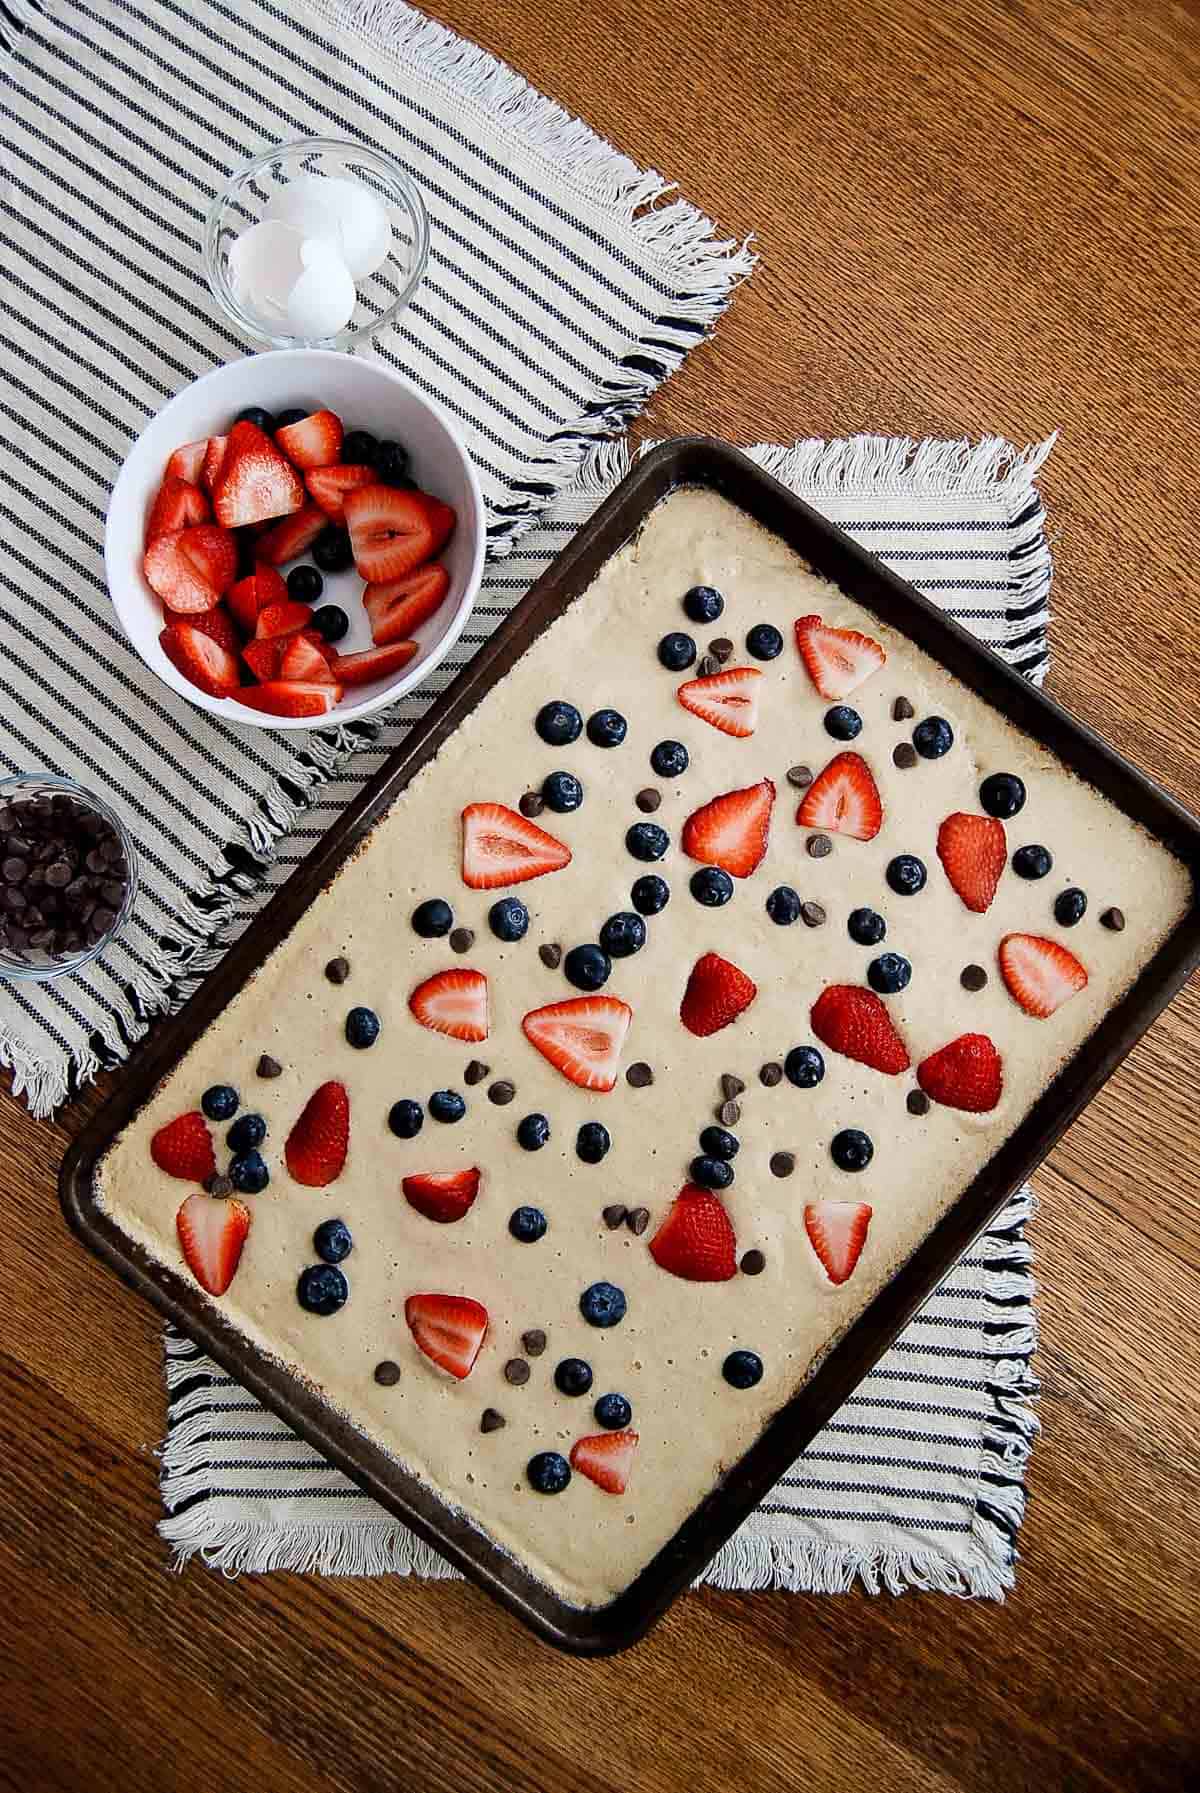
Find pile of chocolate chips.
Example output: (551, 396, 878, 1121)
(0, 790, 130, 960)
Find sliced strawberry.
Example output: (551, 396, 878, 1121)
(279, 632, 337, 684)
(150, 1111, 216, 1181)
(305, 462, 376, 524)
(936, 812, 1007, 913)
(570, 1430, 638, 1495)
(343, 483, 438, 584)
(409, 968, 489, 1042)
(226, 566, 289, 633)
(274, 409, 344, 471)
(794, 614, 886, 699)
(241, 637, 287, 682)
(364, 563, 452, 645)
(179, 525, 238, 597)
(284, 1080, 350, 1186)
(679, 952, 757, 1038)
(415, 490, 456, 555)
(917, 1033, 1003, 1113)
(676, 665, 762, 738)
(166, 603, 241, 655)
(405, 1292, 488, 1379)
(201, 434, 229, 495)
(402, 1168, 481, 1225)
(649, 1186, 737, 1281)
(810, 984, 910, 1074)
(165, 438, 208, 485)
(330, 641, 419, 687)
(461, 802, 571, 889)
(681, 779, 775, 878)
(212, 421, 305, 529)
(998, 933, 1088, 1018)
(797, 752, 883, 841)
(522, 995, 632, 1093)
(143, 525, 236, 613)
(255, 599, 314, 640)
(176, 1192, 251, 1297)
(146, 475, 210, 544)
(804, 1201, 872, 1286)
(254, 504, 329, 566)
(232, 680, 343, 719)
(160, 621, 241, 698)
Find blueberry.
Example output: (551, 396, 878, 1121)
(388, 1099, 423, 1138)
(542, 770, 583, 813)
(412, 897, 453, 937)
(341, 428, 378, 466)
(563, 943, 611, 990)
(848, 906, 886, 945)
(201, 1083, 238, 1122)
(690, 1154, 734, 1190)
(1054, 887, 1087, 926)
(535, 700, 583, 746)
(766, 885, 801, 926)
(627, 823, 670, 864)
(825, 705, 862, 740)
(345, 1006, 380, 1048)
(599, 911, 646, 958)
(594, 1392, 632, 1429)
(587, 708, 627, 747)
(1013, 844, 1053, 880)
(657, 631, 697, 671)
(650, 739, 689, 778)
(311, 604, 350, 643)
(275, 407, 307, 429)
(690, 866, 733, 907)
(429, 1089, 466, 1123)
(227, 1112, 266, 1153)
(746, 623, 783, 660)
(683, 584, 724, 623)
(831, 1128, 874, 1171)
(723, 1349, 763, 1389)
(235, 405, 276, 433)
(554, 1357, 593, 1396)
(699, 1125, 739, 1160)
(374, 440, 411, 485)
(784, 1045, 825, 1088)
(576, 1121, 611, 1164)
(886, 854, 927, 895)
(312, 527, 354, 572)
(229, 1151, 269, 1194)
(980, 772, 1027, 819)
(913, 716, 954, 758)
(516, 1111, 550, 1150)
(509, 1204, 548, 1242)
(314, 1218, 353, 1264)
(580, 1280, 626, 1327)
(286, 564, 323, 604)
(297, 1263, 349, 1316)
(631, 874, 670, 915)
(527, 1451, 571, 1493)
(868, 952, 912, 994)
(489, 896, 529, 942)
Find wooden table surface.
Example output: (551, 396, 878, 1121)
(5, 1, 1200, 1788)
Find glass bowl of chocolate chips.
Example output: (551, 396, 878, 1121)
(0, 775, 138, 980)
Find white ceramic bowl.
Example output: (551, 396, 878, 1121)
(105, 350, 485, 731)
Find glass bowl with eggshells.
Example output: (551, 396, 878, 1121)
(203, 138, 431, 351)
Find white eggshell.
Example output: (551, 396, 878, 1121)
(263, 175, 345, 250)
(322, 178, 393, 279)
(227, 220, 307, 320)
(284, 253, 357, 339)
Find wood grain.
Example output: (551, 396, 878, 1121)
(4, 1, 1200, 1788)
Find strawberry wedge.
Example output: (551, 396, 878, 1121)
(409, 968, 488, 1042)
(461, 802, 571, 889)
(405, 1293, 488, 1379)
(522, 995, 632, 1093)
(680, 953, 757, 1038)
(176, 1192, 251, 1297)
(364, 563, 451, 645)
(254, 504, 328, 567)
(804, 1201, 872, 1286)
(274, 409, 343, 471)
(797, 753, 882, 841)
(570, 1430, 638, 1495)
(226, 566, 289, 633)
(144, 525, 237, 613)
(330, 641, 419, 687)
(402, 1169, 481, 1225)
(284, 1080, 350, 1186)
(145, 476, 210, 544)
(681, 779, 775, 877)
(306, 463, 375, 524)
(676, 665, 762, 737)
(233, 680, 343, 719)
(649, 1187, 737, 1281)
(160, 621, 241, 698)
(212, 421, 305, 529)
(794, 615, 886, 699)
(344, 484, 455, 584)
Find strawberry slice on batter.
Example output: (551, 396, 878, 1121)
(570, 1430, 639, 1495)
(150, 1111, 216, 1181)
(794, 614, 886, 699)
(648, 1186, 737, 1281)
(176, 1192, 251, 1297)
(804, 1201, 872, 1286)
(284, 1080, 350, 1186)
(402, 1168, 481, 1224)
(936, 812, 1007, 913)
(810, 984, 910, 1073)
(679, 952, 757, 1038)
(676, 665, 762, 737)
(409, 968, 489, 1042)
(521, 995, 632, 1092)
(405, 1293, 488, 1379)
(461, 802, 571, 889)
(681, 778, 775, 877)
(796, 752, 882, 841)
(916, 1033, 1003, 1112)
(998, 933, 1088, 1017)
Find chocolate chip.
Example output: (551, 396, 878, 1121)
(960, 964, 988, 991)
(521, 1329, 547, 1358)
(602, 1204, 628, 1229)
(1101, 906, 1126, 932)
(718, 1098, 741, 1127)
(44, 861, 72, 889)
(90, 906, 116, 935)
(538, 942, 562, 969)
(721, 1073, 746, 1099)
(740, 1249, 766, 1275)
(626, 1206, 650, 1235)
(488, 1079, 516, 1105)
(800, 901, 826, 928)
(892, 696, 916, 721)
(374, 1360, 401, 1387)
(769, 1152, 795, 1178)
(697, 653, 721, 677)
(26, 928, 55, 948)
(257, 1054, 283, 1079)
(464, 1059, 490, 1085)
(626, 1062, 654, 1088)
(503, 1358, 530, 1386)
(759, 1062, 783, 1087)
(635, 788, 662, 813)
(709, 637, 734, 663)
(325, 956, 350, 984)
(806, 834, 832, 859)
(480, 1407, 506, 1432)
(893, 743, 918, 769)
(85, 848, 107, 874)
(786, 766, 813, 790)
(450, 927, 475, 953)
(204, 1173, 233, 1197)
(100, 880, 125, 906)
(907, 1089, 931, 1116)
(519, 791, 545, 818)
(2, 858, 27, 884)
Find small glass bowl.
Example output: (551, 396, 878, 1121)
(202, 137, 430, 351)
(0, 775, 139, 982)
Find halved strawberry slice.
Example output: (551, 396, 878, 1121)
(679, 952, 757, 1038)
(409, 968, 489, 1042)
(150, 1111, 216, 1181)
(998, 933, 1088, 1018)
(255, 599, 313, 640)
(233, 680, 343, 718)
(917, 1033, 1003, 1112)
(936, 813, 1007, 913)
(165, 438, 208, 484)
(681, 779, 775, 878)
(144, 525, 236, 613)
(166, 603, 240, 656)
(570, 1430, 638, 1495)
(274, 408, 343, 471)
(305, 463, 375, 524)
(402, 1168, 481, 1225)
(522, 995, 632, 1093)
(794, 614, 886, 699)
(676, 665, 762, 738)
(279, 632, 337, 684)
(212, 421, 305, 529)
(284, 1080, 350, 1186)
(364, 563, 452, 645)
(797, 752, 882, 841)
(648, 1186, 737, 1281)
(343, 484, 440, 584)
(329, 641, 419, 687)
(461, 802, 571, 889)
(179, 525, 238, 597)
(804, 1201, 872, 1285)
(200, 434, 229, 495)
(810, 984, 910, 1073)
(146, 475, 210, 544)
(159, 621, 241, 698)
(405, 1292, 488, 1379)
(241, 637, 287, 683)
(176, 1192, 251, 1297)
(254, 504, 328, 566)
(226, 565, 289, 633)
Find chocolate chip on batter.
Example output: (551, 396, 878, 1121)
(257, 1054, 283, 1079)
(960, 964, 988, 991)
(464, 1059, 490, 1085)
(324, 956, 350, 985)
(480, 1407, 507, 1432)
(538, 942, 563, 969)
(626, 1206, 651, 1236)
(635, 788, 662, 813)
(503, 1358, 531, 1386)
(450, 927, 475, 953)
(907, 1089, 931, 1116)
(786, 765, 814, 790)
(740, 1249, 766, 1276)
(626, 1061, 654, 1088)
(806, 833, 832, 859)
(721, 1073, 746, 1100)
(759, 1061, 783, 1088)
(718, 1098, 742, 1127)
(697, 653, 721, 677)
(892, 743, 919, 770)
(519, 791, 545, 819)
(709, 637, 734, 663)
(1101, 906, 1126, 932)
(204, 1172, 233, 1197)
(769, 1152, 796, 1178)
(800, 900, 826, 928)
(373, 1360, 401, 1387)
(892, 696, 916, 721)
(521, 1329, 547, 1358)
(488, 1079, 516, 1105)
(602, 1204, 629, 1230)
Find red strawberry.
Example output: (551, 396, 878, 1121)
(679, 952, 757, 1038)
(649, 1186, 737, 1281)
(936, 812, 1007, 913)
(166, 603, 241, 655)
(330, 641, 419, 687)
(181, 525, 238, 596)
(274, 408, 344, 471)
(343, 484, 448, 584)
(143, 525, 236, 613)
(284, 1080, 350, 1186)
(159, 621, 241, 698)
(917, 1033, 1003, 1112)
(201, 434, 229, 494)
(998, 933, 1088, 1018)
(233, 680, 343, 718)
(165, 438, 207, 484)
(570, 1430, 639, 1495)
(404, 1292, 488, 1379)
(402, 1168, 481, 1225)
(794, 614, 886, 699)
(212, 421, 305, 529)
(810, 984, 910, 1073)
(254, 504, 329, 566)
(681, 779, 775, 878)
(279, 632, 337, 684)
(409, 968, 489, 1042)
(804, 1201, 872, 1286)
(676, 665, 762, 738)
(226, 566, 289, 633)
(305, 463, 376, 524)
(176, 1192, 251, 1297)
(797, 752, 882, 841)
(255, 599, 313, 640)
(522, 995, 632, 1093)
(146, 475, 210, 544)
(364, 563, 452, 645)
(241, 637, 287, 682)
(461, 802, 571, 889)
(150, 1110, 216, 1181)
